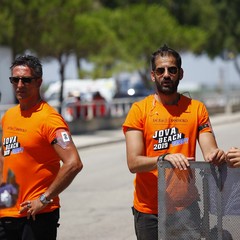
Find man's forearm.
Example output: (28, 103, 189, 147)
(43, 162, 82, 200)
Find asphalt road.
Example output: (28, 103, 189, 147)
(57, 142, 135, 240)
(57, 120, 240, 240)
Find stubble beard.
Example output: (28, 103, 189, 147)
(155, 78, 180, 95)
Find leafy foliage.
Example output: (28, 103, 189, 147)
(1, 0, 240, 86)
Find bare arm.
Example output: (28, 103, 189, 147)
(198, 132, 226, 164)
(125, 129, 158, 173)
(125, 129, 191, 172)
(20, 139, 83, 219)
(44, 141, 83, 199)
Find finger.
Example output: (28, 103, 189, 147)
(175, 161, 185, 170)
(20, 200, 31, 207)
(168, 155, 187, 170)
(166, 159, 178, 169)
(179, 156, 189, 170)
(210, 149, 220, 161)
(27, 209, 32, 219)
(210, 150, 218, 160)
(175, 158, 188, 170)
(211, 150, 224, 163)
(19, 201, 32, 214)
(183, 158, 190, 167)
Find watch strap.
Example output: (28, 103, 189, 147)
(157, 153, 170, 162)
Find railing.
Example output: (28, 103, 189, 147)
(51, 94, 240, 121)
(158, 161, 240, 240)
(60, 97, 137, 121)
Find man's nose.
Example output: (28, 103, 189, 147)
(17, 79, 25, 86)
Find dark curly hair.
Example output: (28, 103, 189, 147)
(151, 44, 182, 71)
(10, 55, 42, 79)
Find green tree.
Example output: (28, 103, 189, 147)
(101, 4, 207, 88)
(1, 0, 97, 112)
(209, 0, 240, 78)
(0, 0, 60, 59)
(0, 4, 13, 46)
(38, 0, 96, 112)
(160, 0, 240, 79)
(73, 9, 123, 79)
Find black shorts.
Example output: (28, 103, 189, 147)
(0, 209, 60, 240)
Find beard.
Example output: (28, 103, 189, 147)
(155, 77, 180, 95)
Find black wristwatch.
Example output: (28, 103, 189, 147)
(39, 194, 52, 205)
(157, 153, 170, 162)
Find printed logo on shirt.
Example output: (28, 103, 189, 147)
(153, 127, 188, 151)
(3, 136, 23, 156)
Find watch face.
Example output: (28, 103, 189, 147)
(40, 194, 48, 204)
(40, 194, 52, 204)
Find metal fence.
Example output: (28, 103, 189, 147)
(158, 161, 240, 240)
(54, 93, 240, 121)
(1, 93, 240, 121)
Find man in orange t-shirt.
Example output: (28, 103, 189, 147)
(0, 55, 83, 240)
(123, 45, 226, 240)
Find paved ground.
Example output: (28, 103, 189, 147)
(72, 128, 124, 149)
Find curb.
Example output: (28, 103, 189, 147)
(74, 137, 124, 150)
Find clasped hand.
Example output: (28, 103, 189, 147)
(19, 198, 47, 220)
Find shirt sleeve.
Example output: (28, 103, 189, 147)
(198, 103, 213, 134)
(122, 102, 144, 134)
(42, 112, 70, 144)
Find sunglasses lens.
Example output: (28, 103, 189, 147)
(21, 78, 32, 83)
(9, 77, 34, 84)
(155, 68, 165, 75)
(9, 77, 18, 84)
(168, 67, 178, 74)
(155, 67, 178, 76)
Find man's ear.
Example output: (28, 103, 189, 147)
(151, 71, 155, 82)
(179, 68, 184, 80)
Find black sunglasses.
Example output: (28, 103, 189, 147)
(155, 66, 178, 76)
(9, 77, 36, 84)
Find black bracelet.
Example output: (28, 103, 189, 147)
(157, 153, 170, 162)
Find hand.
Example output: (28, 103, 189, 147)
(164, 153, 191, 170)
(226, 147, 240, 168)
(19, 198, 47, 220)
(206, 148, 226, 165)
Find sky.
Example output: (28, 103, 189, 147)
(181, 52, 240, 89)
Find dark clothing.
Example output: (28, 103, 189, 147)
(132, 201, 201, 240)
(0, 209, 59, 240)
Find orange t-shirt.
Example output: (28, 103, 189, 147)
(123, 94, 213, 214)
(0, 101, 69, 218)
